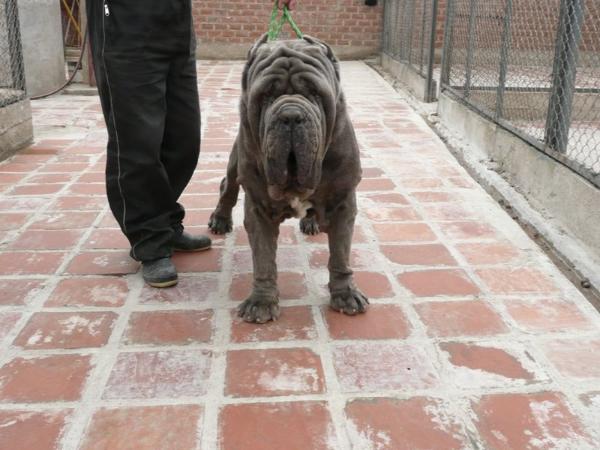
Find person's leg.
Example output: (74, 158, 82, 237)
(104, 54, 181, 261)
(161, 52, 201, 232)
(86, 0, 177, 262)
(159, 51, 211, 252)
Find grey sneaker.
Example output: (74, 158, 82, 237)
(171, 231, 212, 252)
(142, 257, 178, 288)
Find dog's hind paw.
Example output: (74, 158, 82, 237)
(300, 216, 320, 235)
(330, 287, 369, 315)
(208, 212, 233, 235)
(238, 295, 281, 323)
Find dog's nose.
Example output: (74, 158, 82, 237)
(279, 107, 305, 126)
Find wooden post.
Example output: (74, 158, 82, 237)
(79, 0, 96, 86)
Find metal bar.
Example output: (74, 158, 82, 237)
(544, 0, 585, 154)
(387, 0, 395, 56)
(387, 0, 396, 57)
(381, 0, 387, 55)
(464, 0, 477, 99)
(406, 0, 416, 63)
(420, 0, 427, 74)
(385, 1, 395, 56)
(397, 0, 404, 60)
(443, 85, 600, 94)
(496, 0, 513, 119)
(440, 0, 455, 87)
(425, 0, 440, 102)
(398, 0, 407, 61)
(393, 0, 402, 60)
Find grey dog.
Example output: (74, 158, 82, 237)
(208, 34, 369, 323)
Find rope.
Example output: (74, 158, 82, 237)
(268, 1, 303, 41)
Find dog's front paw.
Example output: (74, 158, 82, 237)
(238, 293, 281, 323)
(208, 212, 233, 235)
(300, 216, 320, 235)
(330, 287, 369, 315)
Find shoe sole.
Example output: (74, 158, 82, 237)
(146, 278, 178, 288)
(173, 245, 212, 253)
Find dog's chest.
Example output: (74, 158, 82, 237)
(288, 197, 312, 218)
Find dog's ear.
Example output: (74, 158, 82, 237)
(246, 32, 269, 60)
(242, 33, 269, 92)
(302, 35, 340, 81)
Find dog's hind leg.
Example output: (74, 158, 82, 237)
(238, 195, 281, 323)
(299, 209, 320, 235)
(208, 143, 240, 234)
(326, 192, 369, 315)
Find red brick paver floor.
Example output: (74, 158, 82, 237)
(0, 62, 598, 449)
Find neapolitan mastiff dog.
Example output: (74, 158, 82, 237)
(208, 34, 368, 323)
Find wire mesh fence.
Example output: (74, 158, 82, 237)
(383, 0, 439, 102)
(441, 0, 600, 187)
(0, 0, 26, 108)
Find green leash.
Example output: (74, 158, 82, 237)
(267, 1, 303, 41)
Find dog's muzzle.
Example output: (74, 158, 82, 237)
(264, 97, 321, 197)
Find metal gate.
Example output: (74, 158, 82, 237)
(440, 0, 600, 187)
(382, 0, 440, 102)
(0, 0, 26, 108)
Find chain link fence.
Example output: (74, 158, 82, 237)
(441, 0, 600, 187)
(0, 0, 26, 108)
(383, 0, 440, 102)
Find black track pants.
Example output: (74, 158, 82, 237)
(86, 0, 200, 261)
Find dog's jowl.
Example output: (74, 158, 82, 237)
(209, 34, 369, 323)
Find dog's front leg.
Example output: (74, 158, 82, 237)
(208, 141, 240, 234)
(327, 192, 369, 315)
(238, 195, 281, 323)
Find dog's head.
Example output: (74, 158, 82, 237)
(240, 35, 342, 201)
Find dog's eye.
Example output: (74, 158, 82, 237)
(309, 89, 321, 102)
(304, 83, 321, 99)
(268, 81, 281, 95)
(259, 87, 275, 105)
(262, 96, 273, 106)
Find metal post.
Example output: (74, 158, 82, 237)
(464, 0, 477, 98)
(382, 0, 390, 55)
(496, 0, 513, 119)
(425, 0, 440, 102)
(405, 0, 416, 63)
(440, 0, 455, 87)
(393, 0, 402, 60)
(398, 0, 406, 61)
(396, 0, 404, 60)
(545, 0, 584, 154)
(420, 0, 428, 74)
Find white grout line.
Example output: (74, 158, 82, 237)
(0, 61, 599, 449)
(0, 142, 108, 371)
(60, 273, 145, 449)
(199, 61, 235, 450)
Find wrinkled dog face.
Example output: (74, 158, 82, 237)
(242, 37, 340, 201)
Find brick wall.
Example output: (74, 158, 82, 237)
(191, 1, 598, 61)
(192, 0, 384, 59)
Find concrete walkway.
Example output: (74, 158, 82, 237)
(1, 61, 599, 450)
